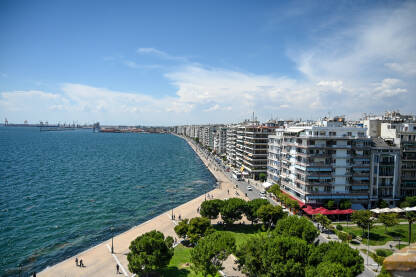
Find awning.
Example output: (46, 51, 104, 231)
(303, 206, 354, 215)
(280, 190, 305, 207)
(404, 206, 416, 212)
(262, 182, 273, 189)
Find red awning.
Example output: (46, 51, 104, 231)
(279, 190, 305, 207)
(302, 207, 355, 215)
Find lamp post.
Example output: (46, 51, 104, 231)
(19, 264, 22, 277)
(367, 222, 370, 266)
(111, 226, 114, 254)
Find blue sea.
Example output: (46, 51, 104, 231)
(0, 127, 216, 276)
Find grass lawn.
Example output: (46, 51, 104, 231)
(161, 244, 221, 277)
(344, 223, 416, 246)
(162, 224, 267, 277)
(214, 224, 267, 250)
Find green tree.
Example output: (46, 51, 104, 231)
(267, 184, 280, 197)
(236, 234, 310, 277)
(313, 214, 331, 231)
(406, 196, 416, 207)
(127, 230, 174, 276)
(406, 211, 416, 244)
(174, 218, 189, 239)
(274, 216, 319, 243)
(326, 200, 336, 210)
(351, 210, 375, 236)
(257, 204, 285, 228)
(200, 199, 223, 219)
(305, 262, 350, 277)
(245, 198, 269, 224)
(308, 241, 364, 277)
(187, 217, 214, 244)
(377, 199, 389, 208)
(259, 172, 267, 182)
(191, 232, 236, 277)
(220, 198, 247, 225)
(339, 200, 351, 210)
(378, 213, 398, 231)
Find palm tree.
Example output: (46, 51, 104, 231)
(406, 211, 416, 245)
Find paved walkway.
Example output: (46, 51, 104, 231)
(39, 135, 248, 277)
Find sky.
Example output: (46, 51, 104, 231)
(0, 0, 415, 125)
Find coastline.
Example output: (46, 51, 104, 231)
(39, 133, 247, 277)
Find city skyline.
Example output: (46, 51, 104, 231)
(1, 0, 415, 125)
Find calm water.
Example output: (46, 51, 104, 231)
(0, 127, 215, 276)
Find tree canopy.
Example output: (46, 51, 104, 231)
(200, 199, 224, 219)
(351, 210, 375, 236)
(313, 214, 331, 231)
(187, 217, 214, 244)
(378, 213, 398, 231)
(220, 198, 247, 225)
(308, 241, 364, 277)
(274, 216, 319, 243)
(245, 198, 270, 224)
(257, 203, 285, 228)
(127, 230, 174, 276)
(236, 234, 310, 277)
(191, 232, 236, 277)
(306, 262, 350, 277)
(174, 218, 189, 239)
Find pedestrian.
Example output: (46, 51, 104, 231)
(75, 257, 78, 267)
(116, 264, 120, 274)
(227, 189, 229, 195)
(32, 272, 37, 277)
(79, 259, 84, 267)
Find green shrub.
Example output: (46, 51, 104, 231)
(336, 224, 343, 231)
(376, 249, 392, 257)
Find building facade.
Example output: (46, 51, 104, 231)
(267, 119, 372, 206)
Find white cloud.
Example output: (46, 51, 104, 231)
(1, 73, 8, 78)
(137, 47, 187, 62)
(373, 78, 407, 98)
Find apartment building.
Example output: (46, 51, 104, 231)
(236, 122, 276, 180)
(226, 125, 237, 167)
(369, 138, 401, 207)
(267, 118, 372, 206)
(381, 122, 416, 196)
(213, 127, 227, 154)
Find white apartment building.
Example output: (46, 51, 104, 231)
(236, 122, 276, 180)
(267, 119, 372, 206)
(214, 127, 227, 154)
(226, 125, 237, 167)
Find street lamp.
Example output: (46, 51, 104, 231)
(19, 263, 22, 277)
(111, 226, 114, 254)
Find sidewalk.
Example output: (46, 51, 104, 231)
(39, 135, 248, 277)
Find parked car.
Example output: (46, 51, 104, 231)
(247, 186, 253, 191)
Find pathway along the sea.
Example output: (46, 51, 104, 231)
(39, 135, 248, 277)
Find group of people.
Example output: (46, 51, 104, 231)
(75, 257, 85, 268)
(171, 214, 182, 220)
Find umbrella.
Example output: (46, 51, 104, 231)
(404, 206, 416, 212)
(370, 208, 381, 214)
(390, 207, 404, 213)
(379, 208, 392, 213)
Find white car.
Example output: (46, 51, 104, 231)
(247, 186, 253, 191)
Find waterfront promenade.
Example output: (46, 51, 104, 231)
(39, 135, 247, 277)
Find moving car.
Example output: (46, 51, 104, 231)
(247, 186, 252, 191)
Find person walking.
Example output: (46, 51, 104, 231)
(79, 259, 84, 267)
(75, 257, 78, 267)
(116, 264, 120, 274)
